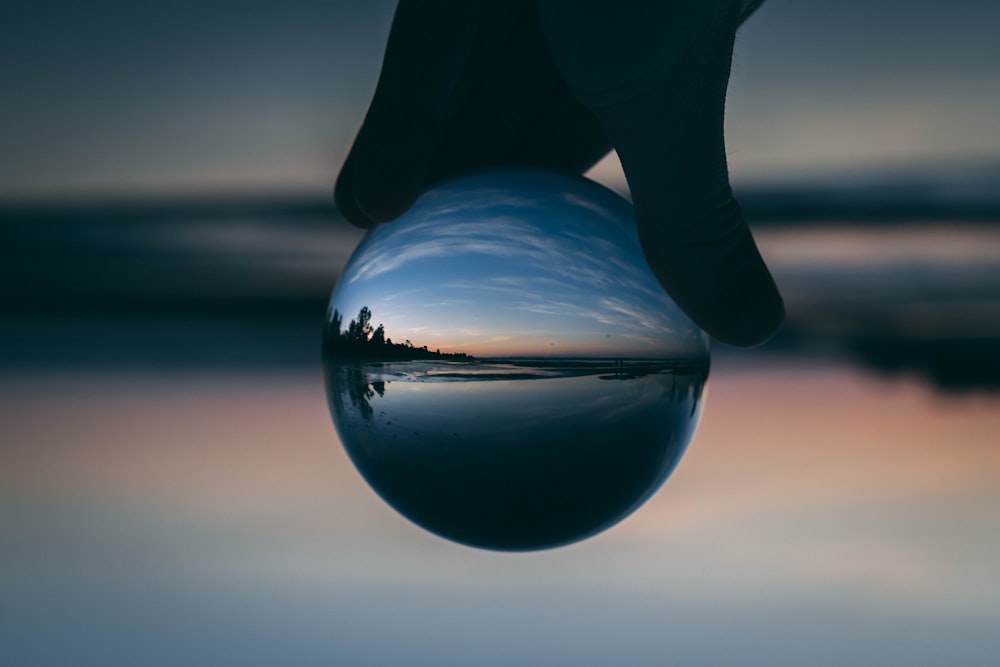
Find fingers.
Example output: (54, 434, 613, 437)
(739, 0, 769, 24)
(336, 1, 528, 226)
(421, 2, 566, 185)
(603, 75, 784, 348)
(334, 151, 375, 228)
(424, 12, 610, 185)
(336, 0, 609, 229)
(493, 76, 611, 178)
(336, 0, 485, 225)
(537, 1, 783, 346)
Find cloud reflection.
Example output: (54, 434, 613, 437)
(332, 169, 706, 358)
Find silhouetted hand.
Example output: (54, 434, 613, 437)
(335, 0, 784, 346)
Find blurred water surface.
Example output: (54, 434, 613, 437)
(3, 362, 999, 666)
(2, 190, 1000, 665)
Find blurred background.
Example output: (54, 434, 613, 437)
(2, 1, 999, 665)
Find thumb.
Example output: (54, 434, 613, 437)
(339, 1, 485, 225)
(608, 78, 785, 348)
(537, 1, 783, 346)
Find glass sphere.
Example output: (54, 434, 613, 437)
(324, 168, 709, 551)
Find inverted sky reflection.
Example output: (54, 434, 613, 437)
(330, 170, 705, 358)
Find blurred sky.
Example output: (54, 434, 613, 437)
(2, 0, 1000, 199)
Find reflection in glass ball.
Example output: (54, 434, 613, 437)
(323, 169, 709, 551)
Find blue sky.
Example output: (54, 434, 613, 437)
(3, 0, 1000, 198)
(330, 171, 707, 358)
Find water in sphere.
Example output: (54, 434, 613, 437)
(323, 169, 709, 551)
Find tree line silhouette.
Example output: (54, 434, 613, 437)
(324, 306, 473, 361)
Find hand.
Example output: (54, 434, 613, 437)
(335, 0, 783, 347)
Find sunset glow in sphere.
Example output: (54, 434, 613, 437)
(323, 169, 709, 551)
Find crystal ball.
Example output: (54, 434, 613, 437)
(324, 168, 709, 551)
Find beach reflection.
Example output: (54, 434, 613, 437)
(325, 359, 708, 550)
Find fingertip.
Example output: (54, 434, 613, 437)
(638, 214, 784, 348)
(707, 249, 785, 347)
(536, 0, 781, 344)
(351, 102, 436, 223)
(334, 152, 376, 229)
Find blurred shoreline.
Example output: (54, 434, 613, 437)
(3, 173, 1000, 391)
